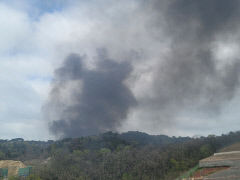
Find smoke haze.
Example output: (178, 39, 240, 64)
(148, 0, 240, 117)
(45, 0, 240, 137)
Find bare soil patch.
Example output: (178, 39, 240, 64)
(192, 167, 230, 178)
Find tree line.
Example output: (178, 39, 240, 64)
(1, 131, 240, 179)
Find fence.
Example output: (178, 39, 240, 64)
(18, 166, 32, 177)
(0, 168, 8, 178)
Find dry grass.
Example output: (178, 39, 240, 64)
(24, 157, 51, 167)
(0, 160, 26, 176)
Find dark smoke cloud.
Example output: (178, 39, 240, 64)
(145, 0, 240, 121)
(46, 0, 240, 137)
(46, 53, 136, 137)
(165, 0, 239, 37)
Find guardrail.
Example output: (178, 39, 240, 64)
(214, 151, 240, 156)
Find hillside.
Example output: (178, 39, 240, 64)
(1, 131, 240, 179)
(219, 142, 240, 152)
(178, 142, 240, 179)
(119, 131, 191, 146)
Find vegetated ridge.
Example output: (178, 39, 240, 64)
(0, 131, 240, 180)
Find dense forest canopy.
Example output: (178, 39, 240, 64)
(1, 131, 240, 180)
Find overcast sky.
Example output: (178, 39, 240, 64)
(1, 0, 240, 140)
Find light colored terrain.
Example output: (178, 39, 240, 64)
(197, 143, 240, 179)
(0, 160, 26, 176)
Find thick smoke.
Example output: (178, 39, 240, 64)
(46, 53, 136, 137)
(140, 0, 240, 123)
(46, 0, 240, 137)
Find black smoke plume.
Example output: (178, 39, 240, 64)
(46, 53, 136, 138)
(46, 0, 240, 137)
(140, 0, 240, 123)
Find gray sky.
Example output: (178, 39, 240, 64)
(1, 0, 240, 140)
